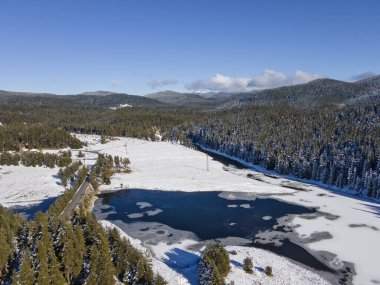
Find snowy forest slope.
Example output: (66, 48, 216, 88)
(225, 75, 380, 108)
(187, 104, 380, 199)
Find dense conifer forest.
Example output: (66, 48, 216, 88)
(0, 203, 164, 285)
(0, 124, 83, 151)
(189, 104, 380, 198)
(0, 153, 164, 285)
(2, 96, 380, 199)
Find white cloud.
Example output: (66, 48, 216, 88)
(110, 80, 121, 88)
(185, 69, 321, 92)
(248, 69, 321, 88)
(147, 78, 178, 89)
(185, 74, 251, 92)
(351, 72, 377, 81)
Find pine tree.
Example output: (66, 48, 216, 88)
(48, 249, 65, 285)
(72, 225, 85, 279)
(62, 225, 76, 282)
(87, 234, 115, 285)
(100, 134, 107, 144)
(0, 231, 11, 275)
(114, 156, 120, 169)
(198, 256, 223, 285)
(37, 240, 50, 285)
(154, 274, 168, 285)
(202, 243, 230, 277)
(135, 258, 154, 284)
(16, 250, 35, 285)
(265, 265, 273, 276)
(243, 257, 253, 274)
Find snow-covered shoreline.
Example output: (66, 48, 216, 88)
(195, 143, 380, 204)
(100, 220, 330, 285)
(194, 144, 380, 285)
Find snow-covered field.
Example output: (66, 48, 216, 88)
(0, 165, 64, 208)
(4, 134, 378, 284)
(73, 134, 380, 285)
(75, 134, 294, 195)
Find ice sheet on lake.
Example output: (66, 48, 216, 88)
(136, 202, 153, 209)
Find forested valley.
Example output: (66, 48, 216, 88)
(2, 93, 380, 199)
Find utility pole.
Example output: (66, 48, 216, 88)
(125, 130, 128, 155)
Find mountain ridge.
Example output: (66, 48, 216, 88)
(0, 90, 167, 108)
(1, 75, 380, 109)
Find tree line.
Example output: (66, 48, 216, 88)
(0, 104, 209, 142)
(188, 104, 380, 199)
(0, 151, 72, 168)
(0, 124, 83, 152)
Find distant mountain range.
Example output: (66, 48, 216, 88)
(0, 90, 167, 108)
(225, 75, 380, 108)
(145, 90, 231, 108)
(1, 75, 380, 109)
(146, 75, 380, 108)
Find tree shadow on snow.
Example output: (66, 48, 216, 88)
(52, 174, 63, 186)
(11, 197, 57, 220)
(230, 260, 243, 269)
(355, 203, 380, 218)
(162, 248, 200, 284)
(52, 174, 60, 179)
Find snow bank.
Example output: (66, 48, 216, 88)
(225, 246, 329, 285)
(100, 220, 192, 285)
(100, 220, 329, 285)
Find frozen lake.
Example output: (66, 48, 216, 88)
(93, 189, 347, 283)
(79, 134, 379, 284)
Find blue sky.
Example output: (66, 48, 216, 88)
(0, 0, 379, 94)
